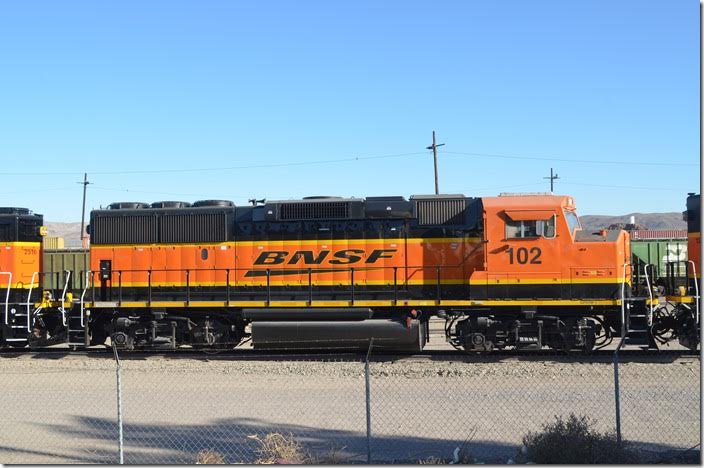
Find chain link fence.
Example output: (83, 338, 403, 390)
(0, 350, 699, 464)
(0, 360, 118, 464)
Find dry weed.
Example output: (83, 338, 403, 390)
(195, 449, 225, 464)
(248, 432, 312, 464)
(417, 455, 447, 464)
(314, 446, 351, 464)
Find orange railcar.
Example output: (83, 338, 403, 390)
(0, 208, 45, 347)
(80, 193, 645, 352)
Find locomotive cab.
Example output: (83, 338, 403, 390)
(451, 193, 632, 353)
(477, 193, 630, 301)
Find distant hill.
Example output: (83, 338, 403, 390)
(46, 212, 687, 249)
(45, 222, 84, 248)
(579, 213, 686, 231)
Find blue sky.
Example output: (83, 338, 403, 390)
(0, 0, 699, 222)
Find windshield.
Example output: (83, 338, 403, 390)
(564, 210, 581, 235)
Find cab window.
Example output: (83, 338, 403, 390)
(506, 216, 555, 239)
(564, 210, 581, 235)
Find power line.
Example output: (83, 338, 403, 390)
(91, 186, 205, 197)
(0, 151, 428, 177)
(563, 181, 683, 191)
(0, 148, 695, 177)
(441, 150, 697, 167)
(2, 144, 699, 181)
(0, 187, 75, 195)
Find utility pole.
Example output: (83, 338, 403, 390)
(544, 168, 559, 193)
(78, 173, 92, 249)
(426, 131, 445, 195)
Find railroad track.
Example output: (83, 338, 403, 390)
(0, 345, 698, 363)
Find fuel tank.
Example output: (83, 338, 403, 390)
(251, 318, 426, 352)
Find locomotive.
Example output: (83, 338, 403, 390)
(2, 192, 700, 353)
(660, 193, 701, 349)
(0, 208, 46, 347)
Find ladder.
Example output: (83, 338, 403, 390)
(67, 310, 86, 348)
(623, 301, 655, 348)
(621, 263, 656, 349)
(67, 271, 91, 348)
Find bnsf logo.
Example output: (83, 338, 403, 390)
(254, 249, 396, 266)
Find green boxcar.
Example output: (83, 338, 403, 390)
(631, 239, 688, 278)
(42, 249, 89, 294)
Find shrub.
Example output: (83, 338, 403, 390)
(195, 449, 225, 464)
(522, 414, 640, 464)
(248, 432, 313, 464)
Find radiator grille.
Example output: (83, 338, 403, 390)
(416, 199, 467, 225)
(93, 215, 158, 244)
(279, 202, 350, 220)
(161, 213, 227, 243)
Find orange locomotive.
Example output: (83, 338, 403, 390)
(0, 208, 46, 347)
(659, 193, 701, 349)
(71, 193, 658, 353)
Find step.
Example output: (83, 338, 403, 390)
(625, 336, 651, 346)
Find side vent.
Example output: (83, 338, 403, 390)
(93, 215, 158, 244)
(416, 198, 467, 225)
(161, 213, 227, 243)
(279, 202, 350, 220)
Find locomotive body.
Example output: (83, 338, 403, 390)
(685, 193, 700, 288)
(661, 193, 701, 349)
(0, 208, 45, 347)
(80, 193, 634, 352)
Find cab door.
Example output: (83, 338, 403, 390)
(485, 210, 562, 299)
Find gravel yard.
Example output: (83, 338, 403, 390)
(0, 347, 699, 464)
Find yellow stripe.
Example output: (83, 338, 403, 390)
(0, 242, 41, 248)
(89, 237, 482, 250)
(475, 278, 625, 285)
(665, 295, 698, 304)
(688, 232, 701, 239)
(86, 298, 621, 309)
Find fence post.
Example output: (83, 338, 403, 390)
(614, 270, 628, 446)
(113, 344, 124, 464)
(365, 338, 374, 464)
(613, 350, 622, 445)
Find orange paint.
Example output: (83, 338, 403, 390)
(470, 195, 630, 286)
(89, 195, 630, 296)
(0, 242, 42, 289)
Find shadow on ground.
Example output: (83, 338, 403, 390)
(0, 414, 700, 464)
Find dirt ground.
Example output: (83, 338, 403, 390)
(0, 335, 699, 464)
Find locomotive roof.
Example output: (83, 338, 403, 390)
(481, 194, 574, 211)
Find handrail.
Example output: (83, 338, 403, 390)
(79, 270, 90, 327)
(57, 270, 71, 327)
(617, 262, 628, 352)
(26, 272, 37, 332)
(88, 264, 464, 305)
(0, 272, 12, 325)
(643, 263, 654, 326)
(85, 264, 464, 275)
(688, 260, 700, 324)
